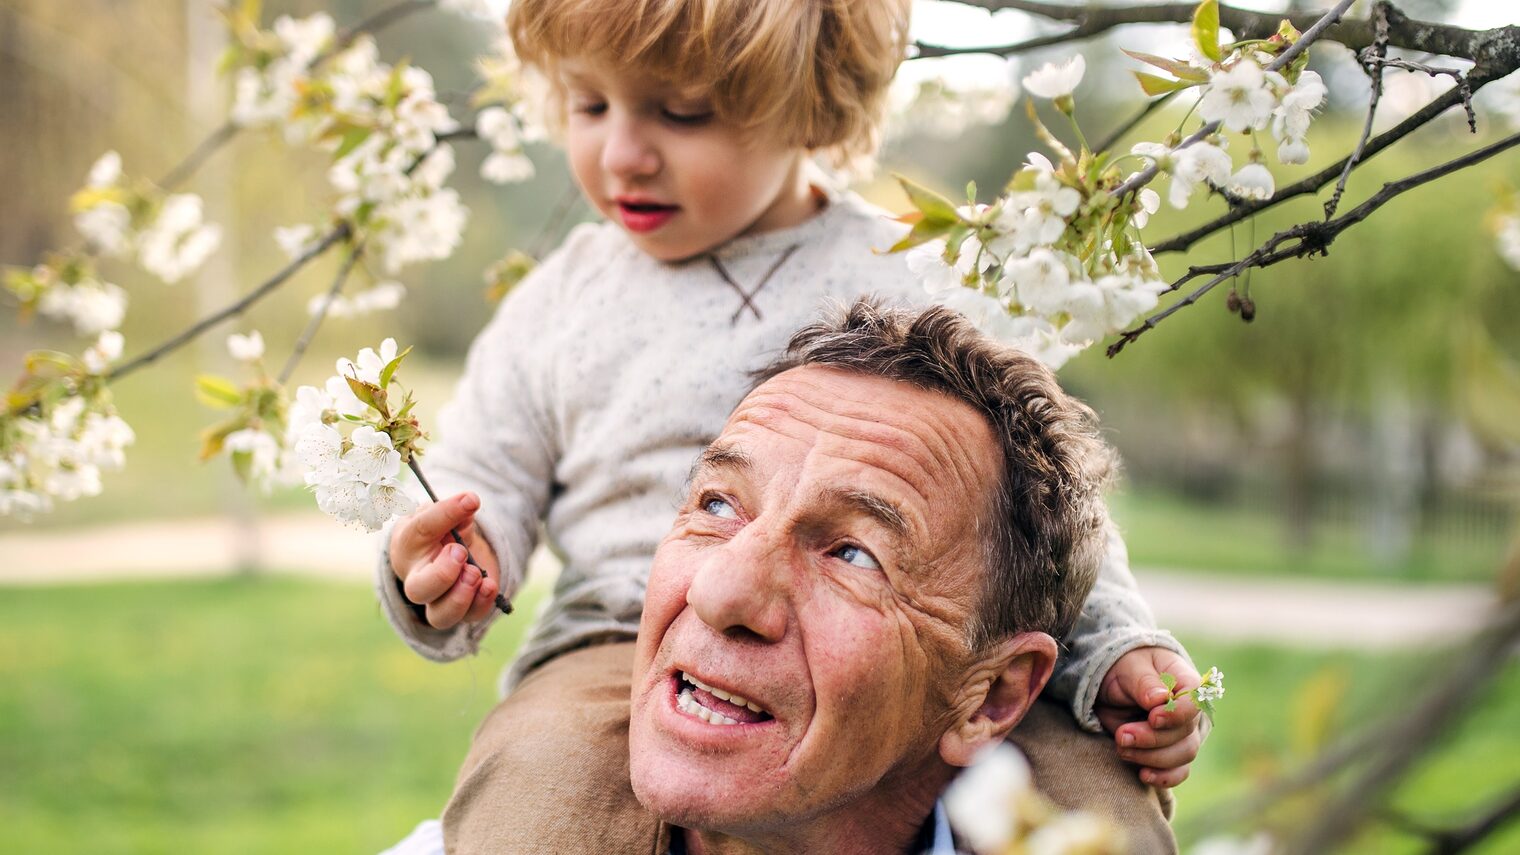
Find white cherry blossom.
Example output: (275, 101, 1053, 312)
(82, 331, 124, 375)
(38, 278, 127, 336)
(1197, 59, 1276, 133)
(340, 425, 402, 483)
(945, 743, 1033, 853)
(75, 203, 133, 258)
(295, 422, 345, 486)
(226, 331, 265, 363)
(1227, 162, 1276, 200)
(137, 194, 223, 284)
(1022, 55, 1085, 99)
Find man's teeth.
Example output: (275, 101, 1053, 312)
(679, 671, 766, 721)
(678, 687, 742, 725)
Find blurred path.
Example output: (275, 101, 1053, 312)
(0, 514, 1501, 650)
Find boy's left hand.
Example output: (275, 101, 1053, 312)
(1097, 647, 1208, 789)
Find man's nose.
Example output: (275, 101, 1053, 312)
(601, 114, 660, 180)
(685, 527, 789, 644)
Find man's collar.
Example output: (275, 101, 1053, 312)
(664, 801, 955, 855)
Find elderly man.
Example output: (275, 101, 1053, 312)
(443, 301, 1174, 853)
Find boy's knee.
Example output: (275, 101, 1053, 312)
(1010, 698, 1178, 854)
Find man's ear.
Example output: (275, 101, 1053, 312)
(938, 631, 1058, 767)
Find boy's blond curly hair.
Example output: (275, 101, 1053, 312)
(507, 0, 911, 168)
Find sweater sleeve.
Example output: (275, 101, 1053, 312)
(1046, 517, 1191, 733)
(373, 233, 580, 662)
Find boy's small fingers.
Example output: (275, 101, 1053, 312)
(1149, 695, 1201, 730)
(1117, 722, 1188, 750)
(1121, 733, 1203, 770)
(410, 493, 480, 544)
(425, 565, 481, 629)
(1140, 764, 1191, 789)
(1133, 673, 1173, 709)
(462, 574, 502, 624)
(403, 544, 467, 604)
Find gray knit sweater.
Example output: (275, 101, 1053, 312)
(374, 186, 1185, 731)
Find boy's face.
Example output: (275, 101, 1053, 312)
(560, 58, 817, 262)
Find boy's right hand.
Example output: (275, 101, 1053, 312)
(389, 491, 503, 629)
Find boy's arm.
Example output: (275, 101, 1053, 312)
(1047, 517, 1189, 733)
(373, 242, 574, 662)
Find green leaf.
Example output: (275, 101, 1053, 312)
(1164, 698, 1177, 712)
(965, 181, 978, 205)
(886, 216, 959, 254)
(345, 374, 382, 413)
(1193, 0, 1222, 62)
(378, 345, 413, 390)
(895, 176, 962, 226)
(231, 449, 254, 483)
(1133, 72, 1197, 97)
(385, 59, 411, 110)
(1160, 672, 1178, 691)
(195, 375, 244, 410)
(333, 126, 373, 161)
(1122, 50, 1210, 82)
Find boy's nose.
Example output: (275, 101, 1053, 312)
(601, 117, 661, 180)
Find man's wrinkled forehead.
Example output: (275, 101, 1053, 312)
(714, 366, 999, 516)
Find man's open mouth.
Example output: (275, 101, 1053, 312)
(674, 671, 774, 726)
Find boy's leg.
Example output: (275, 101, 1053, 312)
(1010, 698, 1178, 854)
(442, 641, 658, 854)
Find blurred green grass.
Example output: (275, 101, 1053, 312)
(2, 577, 1517, 853)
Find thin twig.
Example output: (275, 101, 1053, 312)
(1108, 129, 1520, 356)
(406, 458, 512, 616)
(1325, 3, 1392, 220)
(328, 0, 437, 59)
(156, 121, 239, 191)
(276, 239, 367, 385)
(913, 28, 1093, 60)
(107, 224, 351, 383)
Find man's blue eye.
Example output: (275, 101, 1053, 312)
(702, 496, 738, 519)
(834, 544, 881, 571)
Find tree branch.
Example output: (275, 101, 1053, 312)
(955, 1, 1519, 65)
(276, 239, 366, 385)
(1108, 129, 1520, 356)
(1149, 63, 1499, 256)
(107, 224, 351, 383)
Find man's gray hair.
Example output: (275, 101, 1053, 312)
(756, 299, 1115, 648)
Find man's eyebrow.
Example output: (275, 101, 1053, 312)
(821, 487, 910, 541)
(686, 443, 753, 487)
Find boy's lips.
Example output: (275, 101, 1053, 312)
(615, 198, 680, 233)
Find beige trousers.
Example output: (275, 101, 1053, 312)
(442, 642, 1176, 854)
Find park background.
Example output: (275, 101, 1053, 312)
(1, 0, 1518, 851)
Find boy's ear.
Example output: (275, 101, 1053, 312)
(938, 631, 1058, 768)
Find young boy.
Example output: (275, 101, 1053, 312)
(378, 0, 1205, 848)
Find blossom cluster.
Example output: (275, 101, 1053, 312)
(895, 4, 1328, 365)
(945, 743, 1126, 855)
(194, 332, 302, 492)
(226, 11, 537, 280)
(4, 151, 223, 338)
(886, 55, 1019, 142)
(288, 338, 423, 531)
(0, 334, 133, 519)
